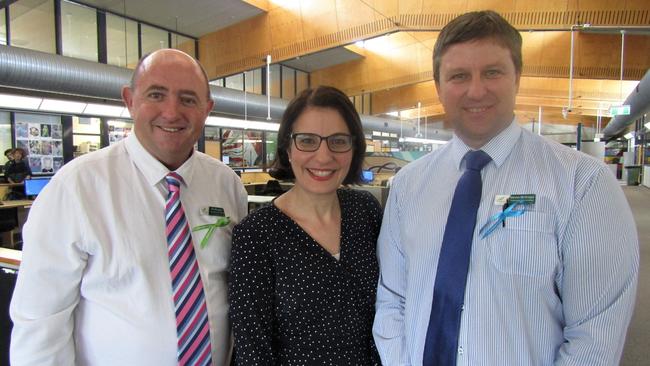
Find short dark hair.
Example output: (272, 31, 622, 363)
(129, 50, 212, 100)
(433, 10, 522, 82)
(269, 86, 366, 185)
(4, 149, 12, 157)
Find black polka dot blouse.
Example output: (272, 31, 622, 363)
(229, 188, 383, 365)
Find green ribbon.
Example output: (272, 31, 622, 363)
(192, 216, 231, 249)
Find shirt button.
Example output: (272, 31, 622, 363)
(458, 346, 464, 355)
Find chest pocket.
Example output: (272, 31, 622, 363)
(486, 211, 559, 278)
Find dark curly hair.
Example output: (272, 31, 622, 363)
(269, 86, 366, 185)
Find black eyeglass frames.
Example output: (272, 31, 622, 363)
(290, 133, 354, 153)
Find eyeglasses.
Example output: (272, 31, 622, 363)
(291, 133, 354, 153)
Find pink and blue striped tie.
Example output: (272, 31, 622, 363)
(165, 172, 212, 366)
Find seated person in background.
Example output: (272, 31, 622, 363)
(229, 86, 382, 365)
(5, 148, 31, 184)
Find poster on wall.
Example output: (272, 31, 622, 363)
(108, 122, 133, 145)
(14, 113, 64, 175)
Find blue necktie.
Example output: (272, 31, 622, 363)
(423, 150, 492, 366)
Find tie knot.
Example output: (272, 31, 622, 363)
(165, 172, 183, 193)
(464, 150, 491, 171)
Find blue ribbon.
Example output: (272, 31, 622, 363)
(479, 201, 527, 239)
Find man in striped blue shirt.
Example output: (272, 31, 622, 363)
(373, 11, 639, 366)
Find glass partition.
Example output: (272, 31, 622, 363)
(172, 33, 195, 57)
(107, 120, 133, 145)
(61, 0, 97, 61)
(281, 66, 295, 100)
(141, 23, 168, 55)
(106, 14, 139, 68)
(0, 8, 6, 45)
(0, 112, 12, 165)
(9, 0, 56, 54)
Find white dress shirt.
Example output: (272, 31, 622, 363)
(373, 122, 639, 365)
(10, 134, 248, 366)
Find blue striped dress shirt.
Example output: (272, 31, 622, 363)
(373, 122, 639, 366)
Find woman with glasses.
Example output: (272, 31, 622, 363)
(229, 86, 382, 365)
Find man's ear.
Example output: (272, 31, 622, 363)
(121, 86, 133, 111)
(205, 98, 215, 115)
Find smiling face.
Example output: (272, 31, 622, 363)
(436, 38, 520, 148)
(287, 106, 354, 196)
(122, 49, 214, 170)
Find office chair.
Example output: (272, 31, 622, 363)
(261, 180, 284, 196)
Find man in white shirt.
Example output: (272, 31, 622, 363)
(10, 49, 248, 365)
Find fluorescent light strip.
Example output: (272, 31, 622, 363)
(624, 132, 635, 140)
(84, 103, 126, 117)
(400, 136, 448, 144)
(206, 116, 280, 132)
(40, 98, 86, 114)
(0, 93, 43, 110)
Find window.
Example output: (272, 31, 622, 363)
(210, 79, 224, 87)
(242, 131, 263, 167)
(265, 132, 277, 165)
(106, 14, 138, 68)
(204, 126, 221, 160)
(296, 70, 309, 94)
(9, 0, 56, 54)
(222, 129, 243, 167)
(269, 64, 281, 98)
(61, 0, 97, 62)
(0, 112, 11, 164)
(72, 116, 100, 158)
(245, 69, 262, 94)
(225, 73, 244, 91)
(0, 8, 6, 46)
(141, 24, 168, 55)
(362, 93, 371, 114)
(107, 120, 132, 145)
(281, 66, 295, 100)
(172, 33, 195, 57)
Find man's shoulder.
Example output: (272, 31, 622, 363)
(54, 141, 128, 181)
(191, 151, 241, 182)
(521, 130, 605, 170)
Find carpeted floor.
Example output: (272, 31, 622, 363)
(620, 186, 650, 366)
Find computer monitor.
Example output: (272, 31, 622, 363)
(361, 170, 374, 184)
(24, 177, 51, 197)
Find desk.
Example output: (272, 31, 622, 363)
(0, 201, 31, 248)
(0, 200, 33, 209)
(0, 247, 21, 270)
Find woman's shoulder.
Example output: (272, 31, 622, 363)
(234, 204, 280, 233)
(339, 188, 381, 210)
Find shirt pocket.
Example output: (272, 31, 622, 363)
(486, 211, 559, 278)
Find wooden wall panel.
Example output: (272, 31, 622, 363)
(198, 0, 650, 92)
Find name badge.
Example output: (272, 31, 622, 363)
(201, 206, 226, 217)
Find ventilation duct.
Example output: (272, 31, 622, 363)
(0, 44, 422, 137)
(603, 69, 650, 139)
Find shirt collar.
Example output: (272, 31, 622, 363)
(450, 119, 521, 170)
(124, 132, 196, 188)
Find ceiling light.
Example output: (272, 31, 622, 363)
(84, 103, 126, 117)
(206, 116, 280, 131)
(402, 137, 448, 144)
(0, 93, 42, 110)
(40, 98, 86, 114)
(624, 132, 635, 140)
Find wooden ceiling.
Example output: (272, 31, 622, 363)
(197, 0, 650, 131)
